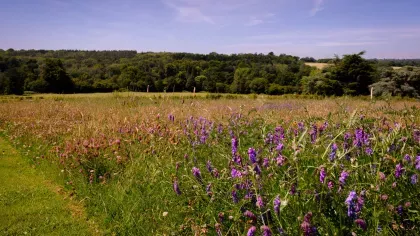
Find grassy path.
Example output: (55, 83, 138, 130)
(0, 137, 99, 235)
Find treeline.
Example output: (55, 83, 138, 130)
(0, 49, 419, 97)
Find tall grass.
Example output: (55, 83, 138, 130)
(0, 94, 419, 235)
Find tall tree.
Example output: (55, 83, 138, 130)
(41, 58, 74, 93)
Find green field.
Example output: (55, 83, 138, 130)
(0, 93, 419, 235)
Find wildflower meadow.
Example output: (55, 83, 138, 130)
(0, 93, 419, 235)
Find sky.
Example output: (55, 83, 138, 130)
(0, 0, 420, 58)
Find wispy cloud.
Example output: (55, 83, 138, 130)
(164, 0, 260, 24)
(176, 7, 215, 24)
(245, 13, 275, 26)
(310, 0, 325, 16)
(245, 17, 264, 26)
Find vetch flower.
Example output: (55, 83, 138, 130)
(300, 212, 317, 236)
(339, 171, 349, 186)
(320, 167, 326, 183)
(379, 172, 386, 181)
(253, 164, 261, 176)
(345, 191, 357, 219)
(231, 168, 242, 178)
(247, 226, 257, 236)
(411, 174, 418, 184)
(206, 183, 212, 196)
(404, 154, 411, 162)
(232, 190, 239, 203)
(354, 219, 367, 231)
(248, 148, 257, 164)
(273, 195, 281, 215)
(290, 184, 297, 195)
(276, 155, 286, 166)
(173, 179, 181, 195)
(215, 223, 222, 236)
(329, 143, 338, 161)
(415, 155, 420, 170)
(231, 137, 238, 157)
(328, 181, 334, 190)
(263, 158, 269, 168)
(243, 210, 257, 222)
(276, 142, 284, 152)
(192, 167, 202, 182)
(397, 205, 403, 216)
(206, 160, 213, 173)
(256, 195, 264, 208)
(395, 163, 404, 178)
(261, 225, 272, 236)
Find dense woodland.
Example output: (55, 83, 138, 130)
(0, 48, 419, 97)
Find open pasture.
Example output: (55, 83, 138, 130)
(0, 93, 419, 235)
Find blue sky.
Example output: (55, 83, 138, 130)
(1, 0, 419, 58)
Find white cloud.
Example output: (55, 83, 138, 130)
(245, 13, 275, 26)
(175, 7, 215, 24)
(245, 17, 264, 26)
(163, 0, 260, 24)
(310, 0, 325, 16)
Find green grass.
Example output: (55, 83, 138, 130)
(0, 137, 95, 236)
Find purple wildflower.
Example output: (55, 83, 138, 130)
(309, 124, 317, 143)
(247, 226, 257, 236)
(339, 171, 350, 186)
(206, 160, 213, 173)
(415, 155, 420, 170)
(365, 147, 373, 155)
(404, 154, 411, 162)
(231, 137, 238, 157)
(217, 124, 223, 133)
(276, 155, 286, 166)
(275, 126, 285, 141)
(319, 121, 328, 134)
(413, 129, 420, 143)
(212, 168, 219, 178)
(243, 210, 256, 222)
(173, 179, 181, 195)
(263, 158, 269, 168)
(356, 192, 365, 213)
(256, 195, 264, 208)
(379, 172, 386, 181)
(329, 143, 338, 161)
(345, 191, 357, 219)
(395, 163, 404, 178)
(253, 164, 261, 175)
(215, 223, 222, 236)
(355, 219, 367, 231)
(343, 132, 351, 150)
(206, 183, 212, 196)
(276, 142, 284, 152)
(411, 174, 418, 184)
(301, 212, 317, 236)
(231, 190, 239, 203)
(192, 167, 202, 182)
(320, 167, 326, 183)
(248, 148, 257, 164)
(298, 122, 305, 131)
(354, 128, 364, 147)
(218, 212, 224, 223)
(274, 195, 281, 215)
(290, 184, 297, 195)
(231, 168, 242, 178)
(397, 205, 403, 216)
(261, 225, 272, 236)
(328, 181, 334, 190)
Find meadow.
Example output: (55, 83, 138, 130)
(0, 93, 419, 235)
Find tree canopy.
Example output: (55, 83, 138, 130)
(0, 49, 418, 97)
